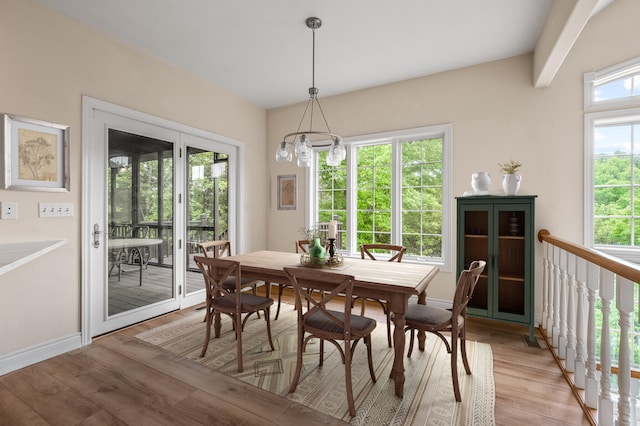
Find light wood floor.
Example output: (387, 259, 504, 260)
(0, 288, 590, 425)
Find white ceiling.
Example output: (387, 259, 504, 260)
(36, 0, 613, 109)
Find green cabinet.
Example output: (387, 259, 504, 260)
(456, 195, 536, 342)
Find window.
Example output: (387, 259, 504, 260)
(308, 125, 452, 270)
(584, 56, 640, 111)
(585, 56, 640, 261)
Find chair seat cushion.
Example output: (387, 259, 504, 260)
(404, 303, 458, 326)
(304, 310, 376, 337)
(212, 293, 273, 311)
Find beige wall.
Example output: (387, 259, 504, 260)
(267, 0, 640, 311)
(0, 0, 266, 355)
(2, 0, 638, 364)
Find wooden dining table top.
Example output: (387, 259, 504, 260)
(226, 250, 439, 296)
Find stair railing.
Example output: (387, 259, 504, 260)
(538, 229, 639, 426)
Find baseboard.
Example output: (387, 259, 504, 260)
(0, 333, 82, 376)
(422, 297, 452, 310)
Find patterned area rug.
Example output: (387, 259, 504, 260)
(136, 305, 495, 425)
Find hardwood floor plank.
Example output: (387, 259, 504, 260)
(94, 334, 345, 425)
(0, 384, 49, 426)
(0, 290, 589, 425)
(0, 365, 102, 424)
(171, 389, 279, 426)
(77, 409, 129, 426)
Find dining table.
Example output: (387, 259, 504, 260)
(108, 237, 163, 284)
(226, 250, 440, 398)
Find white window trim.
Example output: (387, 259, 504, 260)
(306, 124, 453, 272)
(584, 106, 640, 263)
(584, 55, 640, 111)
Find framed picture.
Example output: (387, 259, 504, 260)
(277, 174, 297, 210)
(1, 113, 70, 192)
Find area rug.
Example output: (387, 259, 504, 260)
(136, 305, 495, 425)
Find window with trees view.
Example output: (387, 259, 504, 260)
(585, 56, 640, 261)
(311, 125, 451, 269)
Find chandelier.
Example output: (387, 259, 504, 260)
(275, 17, 345, 168)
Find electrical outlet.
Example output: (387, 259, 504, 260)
(1, 201, 18, 219)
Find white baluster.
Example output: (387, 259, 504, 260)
(616, 276, 634, 425)
(558, 249, 568, 359)
(599, 269, 614, 425)
(541, 241, 549, 331)
(553, 246, 561, 348)
(582, 262, 596, 399)
(546, 241, 555, 335)
(566, 252, 577, 372)
(629, 378, 638, 426)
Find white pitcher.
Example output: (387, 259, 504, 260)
(471, 171, 491, 193)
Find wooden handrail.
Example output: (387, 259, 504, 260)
(538, 229, 640, 285)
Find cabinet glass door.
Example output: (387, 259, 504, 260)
(459, 206, 491, 314)
(494, 206, 528, 321)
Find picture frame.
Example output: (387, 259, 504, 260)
(277, 174, 297, 210)
(1, 113, 70, 192)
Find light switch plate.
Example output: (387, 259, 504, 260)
(39, 202, 74, 217)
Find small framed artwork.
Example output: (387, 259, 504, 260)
(1, 113, 70, 192)
(277, 174, 297, 210)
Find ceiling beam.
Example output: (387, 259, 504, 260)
(533, 0, 604, 88)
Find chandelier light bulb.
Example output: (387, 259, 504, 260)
(275, 141, 292, 162)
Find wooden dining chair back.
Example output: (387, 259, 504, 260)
(194, 256, 274, 372)
(403, 260, 486, 401)
(274, 239, 312, 320)
(198, 240, 259, 295)
(360, 243, 406, 262)
(199, 240, 233, 258)
(283, 267, 377, 417)
(359, 243, 407, 347)
(294, 239, 312, 253)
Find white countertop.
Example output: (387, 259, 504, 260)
(0, 240, 67, 276)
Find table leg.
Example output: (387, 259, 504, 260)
(417, 290, 427, 351)
(137, 248, 143, 286)
(391, 310, 406, 398)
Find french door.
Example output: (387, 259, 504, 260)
(83, 97, 237, 339)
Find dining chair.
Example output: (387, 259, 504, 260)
(295, 239, 312, 253)
(284, 267, 377, 417)
(198, 240, 259, 296)
(128, 225, 151, 267)
(359, 243, 407, 347)
(194, 256, 275, 373)
(107, 223, 133, 279)
(274, 239, 312, 320)
(403, 260, 486, 402)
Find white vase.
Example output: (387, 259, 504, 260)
(502, 174, 521, 195)
(471, 171, 491, 193)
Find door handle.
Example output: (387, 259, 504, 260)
(93, 223, 102, 248)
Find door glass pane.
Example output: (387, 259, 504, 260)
(107, 129, 174, 315)
(496, 210, 525, 316)
(463, 210, 489, 311)
(185, 147, 229, 294)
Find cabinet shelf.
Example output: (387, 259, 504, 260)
(498, 235, 525, 240)
(464, 234, 488, 239)
(498, 274, 525, 282)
